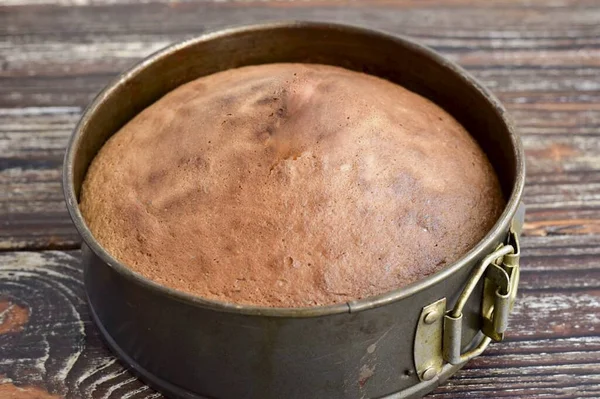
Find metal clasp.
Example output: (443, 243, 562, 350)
(443, 229, 521, 365)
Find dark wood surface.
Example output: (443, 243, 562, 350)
(1, 0, 599, 398)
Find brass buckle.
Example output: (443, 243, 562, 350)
(443, 229, 521, 365)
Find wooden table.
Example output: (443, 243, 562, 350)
(1, 1, 599, 398)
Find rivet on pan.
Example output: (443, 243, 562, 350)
(421, 367, 438, 381)
(424, 310, 439, 324)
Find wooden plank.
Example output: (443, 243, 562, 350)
(0, 2, 598, 83)
(0, 250, 598, 398)
(3, 0, 600, 7)
(0, 251, 160, 399)
(0, 109, 81, 250)
(2, 41, 599, 108)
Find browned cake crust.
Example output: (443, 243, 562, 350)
(79, 63, 505, 307)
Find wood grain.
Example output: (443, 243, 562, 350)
(0, 109, 81, 250)
(1, 0, 599, 397)
(0, 251, 161, 399)
(0, 381, 62, 399)
(0, 300, 30, 334)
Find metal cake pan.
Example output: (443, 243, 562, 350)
(63, 22, 526, 399)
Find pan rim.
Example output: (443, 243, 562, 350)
(63, 20, 525, 317)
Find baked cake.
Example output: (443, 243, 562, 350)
(79, 63, 505, 307)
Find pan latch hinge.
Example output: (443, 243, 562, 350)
(414, 228, 520, 381)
